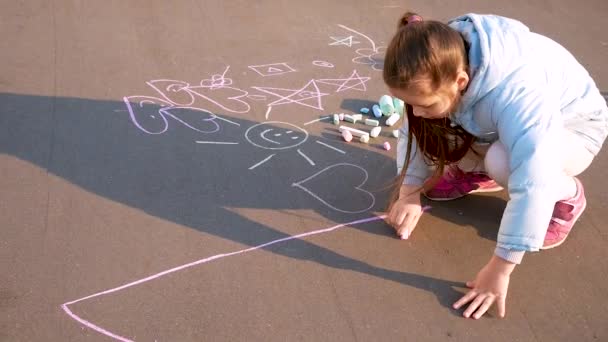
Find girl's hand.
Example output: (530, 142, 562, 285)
(386, 184, 423, 239)
(453, 255, 516, 319)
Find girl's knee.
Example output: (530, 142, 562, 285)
(484, 141, 509, 187)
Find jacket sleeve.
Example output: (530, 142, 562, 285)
(396, 118, 435, 186)
(494, 87, 566, 251)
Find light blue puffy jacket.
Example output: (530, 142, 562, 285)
(397, 14, 608, 252)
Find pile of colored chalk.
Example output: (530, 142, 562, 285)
(330, 94, 405, 151)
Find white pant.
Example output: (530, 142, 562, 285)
(458, 129, 594, 199)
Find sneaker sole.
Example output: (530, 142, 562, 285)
(423, 186, 504, 201)
(540, 196, 587, 250)
(470, 186, 504, 194)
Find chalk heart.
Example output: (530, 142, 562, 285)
(292, 163, 375, 214)
(123, 95, 174, 134)
(159, 106, 220, 134)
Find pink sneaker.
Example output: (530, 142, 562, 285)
(423, 165, 503, 201)
(541, 177, 586, 249)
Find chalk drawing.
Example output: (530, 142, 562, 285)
(146, 67, 251, 113)
(316, 69, 371, 92)
(303, 116, 331, 126)
(292, 163, 375, 214)
(248, 62, 297, 76)
(248, 154, 276, 170)
(312, 60, 335, 68)
(196, 141, 239, 145)
(245, 121, 308, 150)
(329, 36, 360, 47)
(334, 25, 386, 71)
(297, 149, 315, 166)
(315, 140, 346, 154)
(61, 216, 386, 342)
(265, 106, 273, 119)
(124, 97, 225, 135)
(251, 79, 328, 110)
(247, 95, 267, 101)
(352, 47, 386, 71)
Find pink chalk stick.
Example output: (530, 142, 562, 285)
(342, 130, 353, 142)
(383, 141, 391, 151)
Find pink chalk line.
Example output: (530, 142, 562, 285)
(61, 209, 429, 341)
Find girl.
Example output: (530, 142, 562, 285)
(384, 12, 608, 319)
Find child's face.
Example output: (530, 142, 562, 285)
(389, 70, 469, 119)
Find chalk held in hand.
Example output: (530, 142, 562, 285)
(372, 104, 382, 118)
(383, 141, 391, 151)
(342, 130, 353, 142)
(379, 95, 395, 115)
(370, 126, 381, 138)
(385, 113, 400, 127)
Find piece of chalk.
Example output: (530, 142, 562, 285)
(383, 141, 391, 151)
(352, 114, 363, 121)
(385, 113, 400, 127)
(339, 125, 369, 137)
(379, 95, 395, 116)
(364, 118, 379, 126)
(392, 129, 400, 138)
(333, 114, 340, 125)
(393, 97, 405, 116)
(359, 134, 370, 143)
(344, 114, 357, 124)
(338, 113, 345, 121)
(370, 126, 381, 138)
(360, 107, 370, 114)
(342, 130, 353, 142)
(372, 104, 382, 118)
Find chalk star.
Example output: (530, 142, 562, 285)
(329, 36, 360, 47)
(316, 70, 371, 92)
(252, 80, 329, 111)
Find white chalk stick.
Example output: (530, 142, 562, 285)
(339, 125, 368, 137)
(370, 126, 382, 138)
(385, 113, 400, 127)
(364, 118, 379, 126)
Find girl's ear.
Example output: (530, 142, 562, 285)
(456, 70, 469, 92)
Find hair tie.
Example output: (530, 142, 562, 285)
(407, 15, 423, 24)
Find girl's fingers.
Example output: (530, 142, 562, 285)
(473, 296, 495, 319)
(453, 289, 477, 309)
(466, 280, 475, 288)
(387, 208, 400, 228)
(463, 294, 487, 318)
(496, 296, 507, 318)
(394, 210, 408, 229)
(401, 209, 423, 238)
(399, 214, 415, 238)
(409, 213, 422, 235)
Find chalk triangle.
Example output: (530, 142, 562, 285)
(267, 67, 282, 73)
